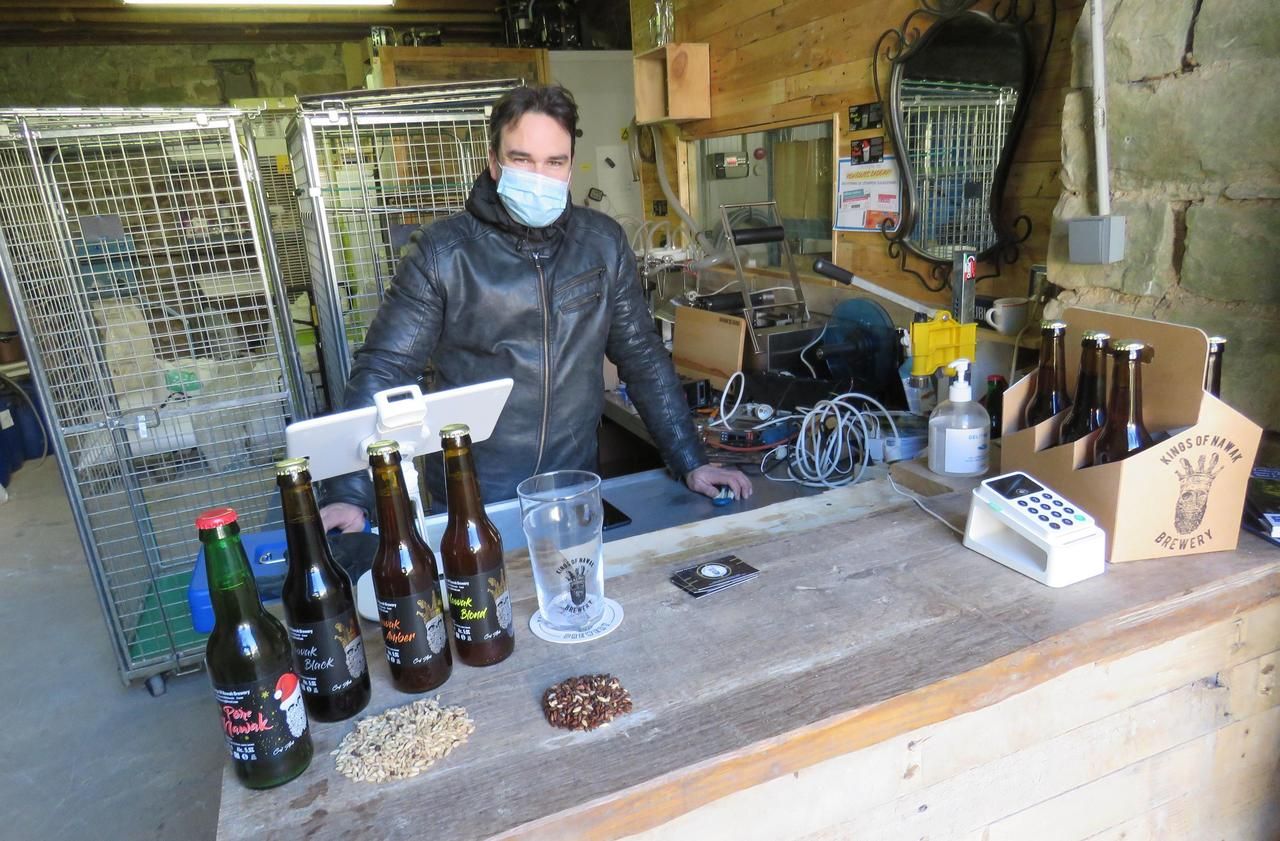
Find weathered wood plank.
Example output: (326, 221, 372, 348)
(218, 472, 1279, 840)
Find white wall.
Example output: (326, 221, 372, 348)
(547, 51, 643, 225)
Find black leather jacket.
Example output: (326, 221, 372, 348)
(322, 171, 706, 514)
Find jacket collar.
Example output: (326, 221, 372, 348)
(465, 169, 572, 246)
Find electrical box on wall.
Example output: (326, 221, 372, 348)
(1067, 215, 1126, 264)
(708, 152, 749, 179)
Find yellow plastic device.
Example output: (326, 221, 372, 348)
(909, 311, 978, 378)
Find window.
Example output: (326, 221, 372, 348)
(693, 120, 833, 268)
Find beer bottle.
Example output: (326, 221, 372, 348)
(1092, 339, 1156, 466)
(199, 507, 312, 789)
(368, 441, 453, 693)
(985, 375, 1007, 440)
(1058, 330, 1110, 445)
(277, 457, 371, 722)
(439, 424, 515, 667)
(1023, 319, 1071, 428)
(1205, 336, 1226, 397)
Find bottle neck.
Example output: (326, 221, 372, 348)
(202, 526, 265, 624)
(1110, 355, 1145, 427)
(443, 439, 486, 523)
(1039, 333, 1067, 395)
(371, 457, 418, 544)
(1077, 345, 1106, 408)
(279, 475, 335, 572)
(1206, 348, 1223, 396)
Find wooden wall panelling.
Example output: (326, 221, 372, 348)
(659, 0, 1087, 312)
(375, 45, 549, 88)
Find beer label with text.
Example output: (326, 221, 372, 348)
(376, 589, 448, 668)
(212, 673, 309, 765)
(445, 569, 513, 644)
(287, 612, 367, 697)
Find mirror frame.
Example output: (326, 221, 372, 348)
(873, 0, 1055, 290)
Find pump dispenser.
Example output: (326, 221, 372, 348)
(928, 358, 990, 477)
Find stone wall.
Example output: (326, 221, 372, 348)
(1049, 0, 1280, 430)
(0, 43, 349, 107)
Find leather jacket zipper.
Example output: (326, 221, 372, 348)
(532, 249, 551, 473)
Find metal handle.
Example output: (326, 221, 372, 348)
(811, 258, 854, 285)
(730, 225, 785, 246)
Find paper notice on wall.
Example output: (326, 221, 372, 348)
(834, 156, 901, 232)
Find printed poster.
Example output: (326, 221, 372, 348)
(834, 156, 900, 233)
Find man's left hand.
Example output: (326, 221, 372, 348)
(686, 464, 753, 500)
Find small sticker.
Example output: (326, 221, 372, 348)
(0, 410, 11, 430)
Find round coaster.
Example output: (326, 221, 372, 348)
(529, 598, 624, 645)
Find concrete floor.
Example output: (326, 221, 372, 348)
(0, 462, 222, 841)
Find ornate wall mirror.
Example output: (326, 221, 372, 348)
(874, 0, 1054, 289)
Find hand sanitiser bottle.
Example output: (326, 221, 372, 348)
(928, 358, 990, 477)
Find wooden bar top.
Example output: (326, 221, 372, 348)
(216, 478, 1280, 840)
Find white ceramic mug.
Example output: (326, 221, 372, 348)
(984, 297, 1031, 336)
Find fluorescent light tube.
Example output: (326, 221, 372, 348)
(123, 0, 394, 6)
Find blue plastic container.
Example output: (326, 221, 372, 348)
(13, 380, 49, 460)
(0, 394, 24, 476)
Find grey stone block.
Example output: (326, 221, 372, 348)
(1181, 202, 1280, 305)
(1157, 301, 1280, 430)
(1098, 0, 1196, 82)
(1195, 0, 1280, 65)
(1050, 193, 1175, 297)
(1109, 62, 1280, 191)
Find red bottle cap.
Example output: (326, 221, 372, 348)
(196, 507, 238, 530)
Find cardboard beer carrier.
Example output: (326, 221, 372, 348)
(1000, 307, 1262, 563)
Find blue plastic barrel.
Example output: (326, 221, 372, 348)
(14, 380, 49, 460)
(0, 393, 23, 476)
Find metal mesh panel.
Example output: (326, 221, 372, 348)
(900, 81, 1018, 261)
(291, 82, 512, 410)
(0, 110, 302, 684)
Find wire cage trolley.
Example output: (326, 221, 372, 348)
(289, 80, 516, 410)
(0, 108, 309, 694)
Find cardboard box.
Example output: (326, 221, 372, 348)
(1000, 307, 1262, 563)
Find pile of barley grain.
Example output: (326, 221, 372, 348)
(333, 698, 473, 783)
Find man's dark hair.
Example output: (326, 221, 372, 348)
(489, 84, 579, 159)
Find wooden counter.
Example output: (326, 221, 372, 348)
(217, 479, 1280, 840)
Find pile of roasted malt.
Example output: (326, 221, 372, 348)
(333, 698, 473, 783)
(542, 674, 633, 731)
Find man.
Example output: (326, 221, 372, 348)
(320, 84, 750, 531)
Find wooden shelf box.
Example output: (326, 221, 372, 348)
(633, 43, 710, 124)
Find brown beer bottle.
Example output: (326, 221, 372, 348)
(1205, 336, 1226, 397)
(199, 507, 312, 789)
(1023, 320, 1071, 428)
(439, 424, 514, 667)
(277, 458, 371, 722)
(1092, 340, 1156, 466)
(368, 441, 453, 693)
(1058, 330, 1110, 445)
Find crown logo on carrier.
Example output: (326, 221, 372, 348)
(1173, 454, 1224, 535)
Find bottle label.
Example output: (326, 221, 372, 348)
(287, 612, 367, 696)
(212, 674, 310, 764)
(445, 569, 513, 644)
(944, 426, 989, 474)
(376, 589, 449, 668)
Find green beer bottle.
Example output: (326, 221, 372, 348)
(200, 507, 313, 789)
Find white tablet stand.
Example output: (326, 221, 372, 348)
(285, 379, 513, 541)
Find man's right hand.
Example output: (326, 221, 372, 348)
(320, 502, 367, 534)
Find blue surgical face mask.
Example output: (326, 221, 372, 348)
(495, 163, 569, 228)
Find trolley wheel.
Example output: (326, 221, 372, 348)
(145, 674, 168, 697)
